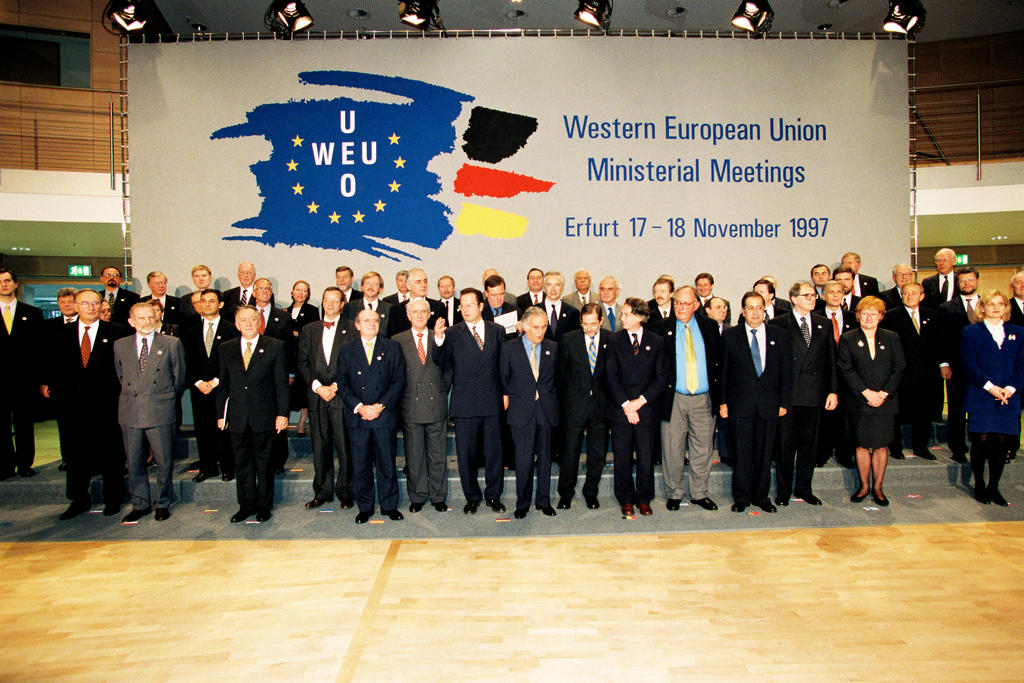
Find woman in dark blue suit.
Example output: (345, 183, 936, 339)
(961, 290, 1024, 506)
(285, 280, 320, 434)
(837, 297, 905, 506)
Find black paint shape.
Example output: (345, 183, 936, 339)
(461, 106, 538, 163)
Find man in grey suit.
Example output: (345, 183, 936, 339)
(114, 301, 186, 523)
(395, 298, 452, 512)
(598, 276, 623, 332)
(562, 269, 594, 310)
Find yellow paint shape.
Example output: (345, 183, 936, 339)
(455, 203, 527, 239)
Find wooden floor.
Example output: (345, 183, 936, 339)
(2, 522, 1023, 681)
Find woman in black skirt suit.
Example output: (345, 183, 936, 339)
(837, 296, 905, 506)
(285, 280, 319, 434)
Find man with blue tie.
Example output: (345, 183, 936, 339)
(720, 291, 792, 513)
(660, 286, 721, 512)
(598, 276, 622, 333)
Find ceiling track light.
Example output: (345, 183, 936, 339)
(399, 1, 445, 31)
(265, 0, 314, 37)
(731, 0, 773, 35)
(103, 0, 148, 34)
(883, 0, 926, 36)
(575, 0, 612, 30)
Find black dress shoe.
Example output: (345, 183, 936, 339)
(221, 473, 235, 482)
(18, 467, 36, 478)
(514, 508, 528, 519)
(800, 493, 823, 506)
(755, 500, 777, 513)
(915, 451, 937, 461)
(122, 507, 151, 523)
(193, 472, 214, 483)
(187, 460, 202, 470)
(274, 467, 286, 475)
(463, 500, 479, 514)
(433, 502, 449, 512)
(255, 510, 272, 522)
(556, 497, 572, 510)
(382, 509, 404, 521)
(988, 489, 1009, 506)
(340, 496, 355, 510)
(486, 499, 506, 513)
(537, 505, 556, 517)
(690, 497, 718, 511)
(951, 453, 968, 464)
(154, 507, 170, 521)
(585, 496, 600, 509)
(409, 502, 423, 513)
(58, 461, 68, 472)
(58, 502, 90, 521)
(731, 503, 747, 513)
(872, 492, 889, 507)
(355, 511, 373, 524)
(850, 490, 869, 503)
(230, 510, 253, 523)
(305, 497, 329, 508)
(774, 496, 790, 506)
(0, 471, 15, 481)
(890, 451, 906, 460)
(666, 498, 681, 511)
(975, 489, 991, 504)
(103, 503, 121, 517)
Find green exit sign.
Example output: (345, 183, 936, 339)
(68, 264, 92, 277)
(955, 254, 969, 265)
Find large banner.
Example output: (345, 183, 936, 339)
(129, 37, 908, 304)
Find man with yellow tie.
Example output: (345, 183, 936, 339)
(659, 286, 722, 512)
(0, 269, 43, 480)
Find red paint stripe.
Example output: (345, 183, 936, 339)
(453, 164, 555, 198)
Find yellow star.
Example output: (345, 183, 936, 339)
(292, 183, 304, 195)
(307, 201, 319, 214)
(291, 135, 304, 147)
(388, 180, 400, 193)
(394, 157, 406, 168)
(328, 212, 340, 224)
(286, 159, 299, 171)
(388, 133, 400, 145)
(353, 211, 365, 223)
(374, 200, 386, 212)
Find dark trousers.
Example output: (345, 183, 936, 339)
(818, 401, 854, 466)
(969, 432, 1008, 494)
(716, 417, 734, 465)
(511, 414, 553, 511)
(349, 425, 399, 513)
(231, 426, 274, 514)
(0, 395, 35, 475)
(610, 420, 656, 505)
(454, 415, 504, 502)
(191, 388, 234, 476)
(558, 412, 608, 500)
(308, 398, 351, 501)
(731, 414, 777, 506)
(945, 378, 968, 457)
(271, 430, 289, 471)
(891, 411, 932, 456)
(64, 417, 124, 507)
(776, 406, 821, 500)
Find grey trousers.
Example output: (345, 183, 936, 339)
(660, 392, 715, 500)
(403, 420, 448, 504)
(122, 423, 176, 509)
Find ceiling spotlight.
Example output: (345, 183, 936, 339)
(264, 0, 314, 36)
(399, 1, 440, 29)
(575, 1, 612, 30)
(104, 0, 148, 32)
(731, 0, 773, 34)
(883, 0, 926, 35)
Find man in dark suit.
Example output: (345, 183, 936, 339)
(922, 247, 959, 309)
(381, 270, 409, 306)
(695, 272, 731, 326)
(769, 281, 837, 506)
(436, 275, 462, 328)
(880, 282, 939, 459)
(660, 286, 721, 512)
(703, 295, 734, 466)
(720, 291, 792, 513)
(387, 267, 445, 337)
(830, 266, 862, 315)
(817, 280, 858, 468)
(298, 286, 356, 510)
(810, 264, 831, 302)
(0, 269, 43, 479)
(541, 271, 581, 342)
(481, 274, 520, 341)
(646, 275, 675, 331)
(336, 308, 406, 524)
(395, 298, 452, 513)
(139, 270, 182, 326)
(1009, 271, 1024, 459)
(754, 278, 791, 320)
(222, 261, 274, 320)
(97, 265, 139, 325)
(516, 267, 546, 312)
(114, 302, 187, 523)
(841, 251, 880, 298)
(334, 265, 363, 304)
(216, 306, 290, 523)
(432, 287, 507, 514)
(879, 263, 915, 311)
(42, 289, 130, 519)
(252, 278, 295, 472)
(183, 289, 239, 482)
(557, 303, 609, 510)
(937, 266, 980, 463)
(177, 264, 215, 323)
(343, 271, 392, 332)
(501, 306, 559, 518)
(605, 298, 668, 517)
